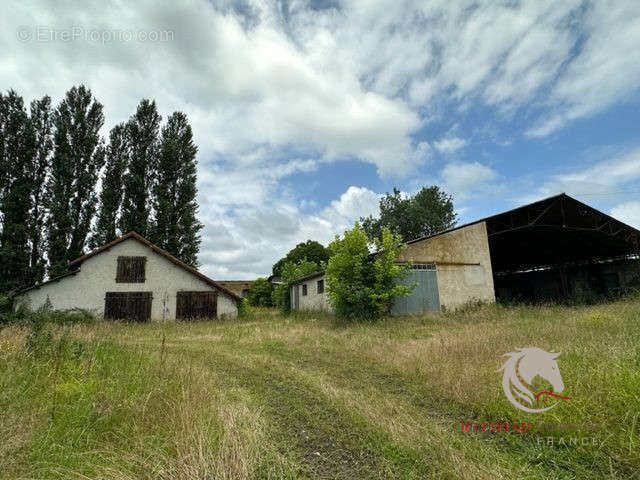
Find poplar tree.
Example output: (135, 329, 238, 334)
(91, 123, 128, 247)
(119, 99, 160, 237)
(152, 111, 202, 266)
(46, 85, 104, 277)
(27, 96, 53, 284)
(0, 91, 36, 291)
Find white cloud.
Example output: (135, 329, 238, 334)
(441, 161, 499, 201)
(528, 2, 640, 136)
(2, 0, 424, 176)
(433, 136, 468, 155)
(3, 0, 639, 277)
(322, 186, 381, 230)
(611, 202, 640, 229)
(525, 147, 640, 200)
(197, 184, 380, 279)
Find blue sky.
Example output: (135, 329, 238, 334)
(3, 0, 640, 279)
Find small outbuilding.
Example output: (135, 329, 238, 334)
(289, 194, 640, 314)
(15, 231, 241, 321)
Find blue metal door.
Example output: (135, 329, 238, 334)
(391, 268, 440, 315)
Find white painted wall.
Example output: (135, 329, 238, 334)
(15, 238, 237, 319)
(290, 274, 332, 312)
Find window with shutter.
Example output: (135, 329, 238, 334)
(317, 279, 324, 294)
(116, 256, 147, 283)
(302, 284, 307, 296)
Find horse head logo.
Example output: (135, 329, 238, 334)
(497, 347, 570, 413)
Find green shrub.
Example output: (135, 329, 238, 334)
(2, 300, 96, 327)
(246, 277, 274, 307)
(326, 225, 413, 321)
(0, 294, 14, 325)
(237, 297, 251, 318)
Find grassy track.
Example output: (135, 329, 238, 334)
(1, 298, 639, 479)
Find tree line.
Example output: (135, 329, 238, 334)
(0, 85, 202, 293)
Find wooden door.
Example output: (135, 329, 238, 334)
(105, 292, 152, 321)
(176, 291, 217, 319)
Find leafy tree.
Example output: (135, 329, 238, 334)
(119, 99, 160, 237)
(27, 96, 53, 285)
(246, 277, 274, 307)
(46, 85, 105, 277)
(272, 240, 329, 277)
(0, 91, 36, 291)
(91, 123, 128, 248)
(151, 111, 202, 266)
(325, 224, 412, 321)
(370, 228, 414, 316)
(273, 259, 320, 313)
(361, 186, 457, 241)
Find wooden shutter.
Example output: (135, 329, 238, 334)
(116, 256, 147, 283)
(105, 292, 152, 322)
(176, 291, 217, 320)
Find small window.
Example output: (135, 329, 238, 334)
(302, 284, 308, 296)
(116, 256, 146, 283)
(317, 279, 324, 294)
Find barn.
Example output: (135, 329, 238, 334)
(14, 231, 241, 321)
(289, 194, 640, 314)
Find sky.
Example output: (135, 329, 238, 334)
(2, 0, 640, 279)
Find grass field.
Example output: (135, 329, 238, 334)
(1, 298, 640, 479)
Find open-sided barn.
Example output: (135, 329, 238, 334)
(14, 232, 241, 321)
(289, 194, 640, 314)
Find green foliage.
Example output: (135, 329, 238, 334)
(119, 99, 160, 238)
(27, 96, 53, 285)
(370, 228, 413, 315)
(0, 88, 205, 292)
(273, 259, 320, 313)
(0, 90, 36, 291)
(4, 301, 96, 328)
(326, 224, 412, 321)
(151, 111, 202, 266)
(46, 85, 105, 278)
(91, 123, 128, 248)
(246, 277, 274, 307)
(272, 240, 329, 277)
(361, 186, 457, 242)
(0, 293, 14, 325)
(237, 297, 250, 318)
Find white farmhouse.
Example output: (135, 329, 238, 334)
(15, 231, 241, 321)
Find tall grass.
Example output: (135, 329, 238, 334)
(1, 296, 639, 479)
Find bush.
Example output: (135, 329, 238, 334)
(326, 225, 413, 321)
(1, 299, 96, 327)
(0, 294, 14, 325)
(237, 298, 251, 318)
(246, 278, 274, 307)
